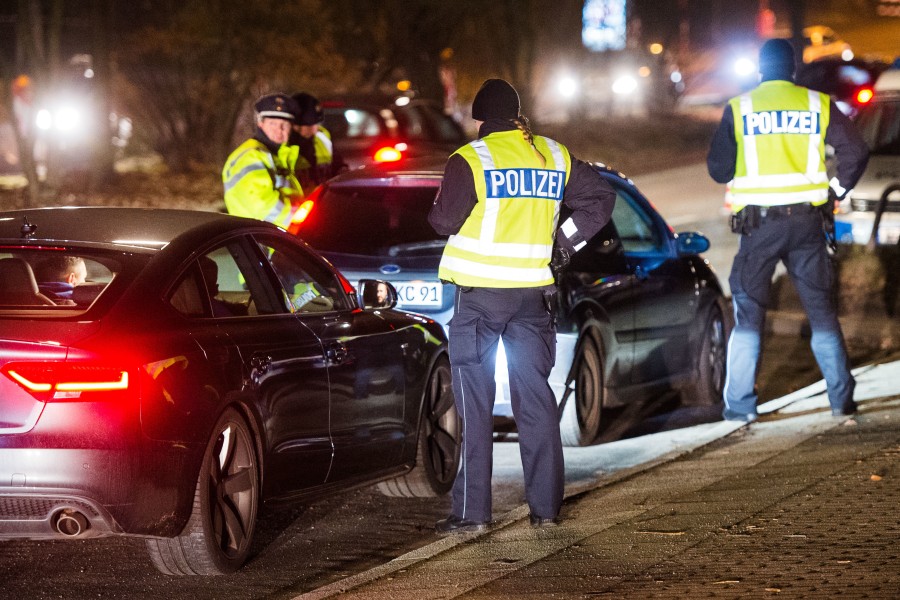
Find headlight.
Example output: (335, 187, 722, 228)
(557, 76, 579, 99)
(612, 75, 638, 95)
(55, 107, 80, 132)
(733, 57, 757, 78)
(35, 109, 53, 131)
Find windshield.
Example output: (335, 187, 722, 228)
(296, 184, 445, 256)
(854, 98, 900, 156)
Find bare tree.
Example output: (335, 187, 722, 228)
(113, 0, 354, 171)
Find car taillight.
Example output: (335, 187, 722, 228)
(2, 362, 129, 400)
(291, 199, 315, 225)
(856, 87, 874, 104)
(374, 145, 403, 163)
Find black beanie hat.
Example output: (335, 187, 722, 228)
(291, 92, 324, 125)
(471, 79, 520, 121)
(759, 38, 795, 79)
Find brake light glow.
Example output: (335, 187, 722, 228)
(374, 146, 403, 163)
(291, 199, 315, 225)
(856, 88, 874, 104)
(2, 362, 129, 399)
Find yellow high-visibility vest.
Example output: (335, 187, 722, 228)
(222, 139, 304, 229)
(438, 131, 571, 288)
(729, 81, 831, 210)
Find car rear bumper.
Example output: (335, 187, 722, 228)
(0, 444, 198, 539)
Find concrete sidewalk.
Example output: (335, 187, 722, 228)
(296, 359, 900, 599)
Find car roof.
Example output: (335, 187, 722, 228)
(0, 207, 261, 251)
(324, 155, 632, 188)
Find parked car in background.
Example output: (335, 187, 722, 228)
(292, 158, 729, 447)
(801, 25, 853, 63)
(836, 68, 900, 245)
(796, 57, 888, 116)
(0, 208, 459, 575)
(321, 95, 468, 169)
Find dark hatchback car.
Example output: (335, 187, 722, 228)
(292, 159, 729, 447)
(0, 208, 459, 575)
(796, 57, 889, 117)
(322, 95, 469, 169)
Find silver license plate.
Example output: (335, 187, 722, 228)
(394, 281, 442, 307)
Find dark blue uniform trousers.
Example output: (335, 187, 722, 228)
(448, 286, 563, 523)
(725, 207, 856, 419)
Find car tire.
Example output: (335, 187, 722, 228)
(145, 407, 259, 575)
(376, 356, 460, 498)
(559, 332, 604, 447)
(682, 303, 727, 406)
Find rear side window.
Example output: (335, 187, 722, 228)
(168, 242, 281, 318)
(855, 99, 900, 156)
(323, 108, 383, 140)
(0, 247, 121, 312)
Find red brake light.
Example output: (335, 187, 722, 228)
(374, 146, 403, 163)
(291, 199, 315, 225)
(856, 87, 874, 104)
(2, 362, 129, 400)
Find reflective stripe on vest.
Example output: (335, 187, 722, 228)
(222, 139, 302, 228)
(315, 129, 333, 159)
(730, 82, 830, 208)
(438, 132, 571, 287)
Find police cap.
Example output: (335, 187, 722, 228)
(254, 93, 298, 121)
(291, 92, 325, 126)
(471, 79, 520, 121)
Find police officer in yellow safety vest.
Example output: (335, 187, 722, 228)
(223, 93, 304, 228)
(428, 79, 616, 534)
(289, 92, 347, 193)
(707, 39, 869, 423)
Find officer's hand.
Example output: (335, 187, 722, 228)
(550, 245, 570, 275)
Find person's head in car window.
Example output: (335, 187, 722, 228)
(376, 281, 390, 307)
(36, 255, 87, 300)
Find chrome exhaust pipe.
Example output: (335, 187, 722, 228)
(53, 509, 90, 537)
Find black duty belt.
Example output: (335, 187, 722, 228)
(759, 203, 817, 218)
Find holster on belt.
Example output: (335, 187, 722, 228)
(730, 205, 760, 234)
(820, 191, 838, 253)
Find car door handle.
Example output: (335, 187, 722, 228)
(325, 342, 348, 365)
(249, 354, 272, 374)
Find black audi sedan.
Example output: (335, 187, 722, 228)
(292, 158, 729, 447)
(0, 208, 459, 575)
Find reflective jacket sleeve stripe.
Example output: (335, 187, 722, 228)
(806, 90, 823, 179)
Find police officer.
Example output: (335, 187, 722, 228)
(223, 93, 304, 228)
(289, 92, 346, 192)
(429, 79, 616, 534)
(707, 39, 869, 422)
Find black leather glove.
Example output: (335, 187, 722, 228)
(550, 244, 570, 279)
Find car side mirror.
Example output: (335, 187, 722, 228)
(675, 231, 710, 255)
(357, 279, 397, 310)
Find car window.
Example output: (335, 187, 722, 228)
(255, 235, 350, 314)
(610, 185, 665, 254)
(854, 99, 900, 156)
(296, 183, 444, 256)
(323, 107, 383, 140)
(168, 243, 274, 318)
(0, 247, 120, 312)
(396, 104, 466, 144)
